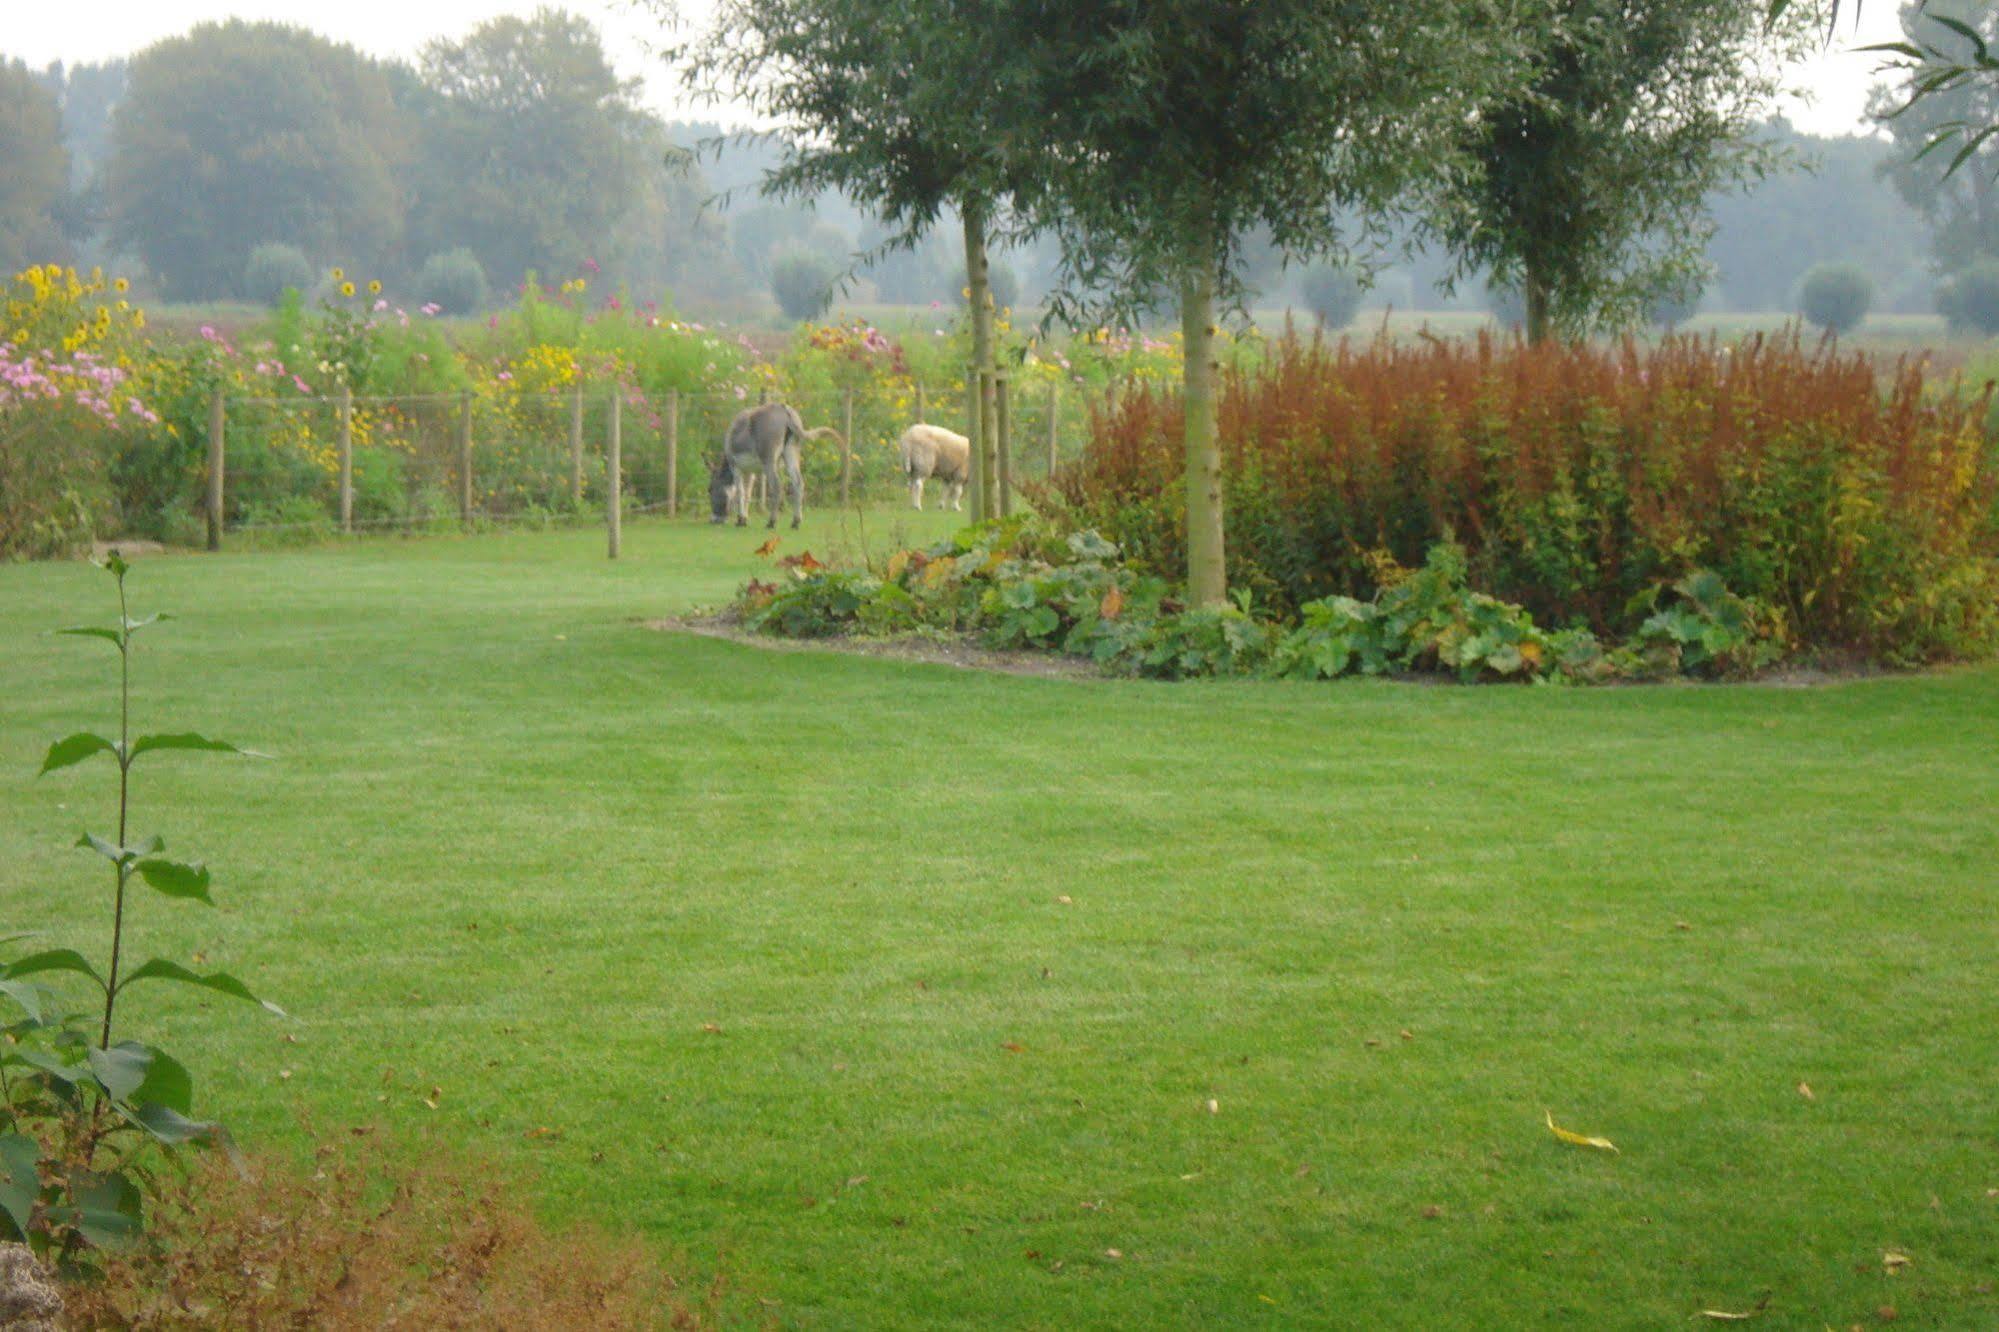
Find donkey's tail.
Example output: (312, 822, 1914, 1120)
(800, 426, 846, 448)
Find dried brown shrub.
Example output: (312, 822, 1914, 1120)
(63, 1132, 721, 1331)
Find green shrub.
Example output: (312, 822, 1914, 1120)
(771, 250, 836, 323)
(1299, 265, 1363, 329)
(1937, 259, 1999, 336)
(1037, 331, 1999, 665)
(242, 243, 312, 307)
(416, 248, 489, 316)
(1798, 263, 1873, 335)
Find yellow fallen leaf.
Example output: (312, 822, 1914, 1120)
(1797, 1082, 1815, 1102)
(1545, 1109, 1618, 1154)
(1883, 1250, 1911, 1274)
(1696, 1292, 1770, 1320)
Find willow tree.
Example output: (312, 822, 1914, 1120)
(670, 0, 1027, 517)
(1428, 0, 1815, 343)
(1002, 0, 1530, 605)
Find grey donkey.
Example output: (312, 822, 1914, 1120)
(707, 403, 844, 529)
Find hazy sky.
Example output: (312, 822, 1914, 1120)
(5, 1, 1905, 139)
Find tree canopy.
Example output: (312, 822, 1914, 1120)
(1427, 0, 1814, 341)
(0, 60, 71, 275)
(1870, 0, 1999, 274)
(104, 21, 409, 299)
(407, 11, 648, 287)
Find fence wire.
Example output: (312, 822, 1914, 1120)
(211, 380, 1113, 538)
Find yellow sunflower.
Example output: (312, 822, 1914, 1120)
(340, 282, 357, 298)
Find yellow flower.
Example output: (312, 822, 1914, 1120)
(368, 279, 382, 295)
(340, 282, 356, 298)
(331, 267, 346, 282)
(132, 311, 146, 329)
(113, 277, 129, 294)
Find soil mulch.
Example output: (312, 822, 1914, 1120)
(647, 615, 1103, 680)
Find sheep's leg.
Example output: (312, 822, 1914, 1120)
(911, 475, 925, 510)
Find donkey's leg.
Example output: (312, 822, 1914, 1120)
(787, 448, 805, 530)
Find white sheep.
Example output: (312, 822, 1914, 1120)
(898, 423, 971, 511)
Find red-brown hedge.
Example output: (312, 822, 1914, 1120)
(1037, 331, 1999, 663)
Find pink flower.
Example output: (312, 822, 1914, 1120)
(497, 371, 514, 383)
(292, 375, 311, 394)
(487, 314, 500, 329)
(421, 302, 442, 316)
(733, 385, 747, 400)
(199, 325, 219, 342)
(373, 299, 389, 312)
(582, 258, 601, 275)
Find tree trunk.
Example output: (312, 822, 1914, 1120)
(1180, 259, 1226, 607)
(1524, 265, 1552, 345)
(963, 202, 999, 520)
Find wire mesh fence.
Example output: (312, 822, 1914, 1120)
(206, 375, 1118, 546)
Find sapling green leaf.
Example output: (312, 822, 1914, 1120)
(56, 627, 125, 648)
(87, 1044, 152, 1101)
(0, 1136, 40, 1240)
(5, 949, 107, 991)
(135, 858, 214, 904)
(129, 732, 265, 762)
(76, 832, 165, 867)
(39, 732, 119, 776)
(117, 959, 284, 1016)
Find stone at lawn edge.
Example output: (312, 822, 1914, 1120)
(0, 1243, 61, 1332)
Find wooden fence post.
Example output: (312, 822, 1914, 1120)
(665, 389, 680, 518)
(338, 384, 354, 534)
(840, 388, 855, 509)
(206, 389, 224, 551)
(457, 391, 474, 527)
(966, 374, 984, 520)
(915, 382, 927, 424)
(606, 391, 622, 560)
(995, 371, 1013, 518)
(1047, 381, 1060, 475)
(569, 385, 584, 508)
(978, 368, 999, 520)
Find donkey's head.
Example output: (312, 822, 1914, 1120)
(707, 454, 735, 524)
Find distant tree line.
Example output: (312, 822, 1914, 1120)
(0, 2, 1988, 328)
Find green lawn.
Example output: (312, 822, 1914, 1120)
(3, 517, 1996, 1329)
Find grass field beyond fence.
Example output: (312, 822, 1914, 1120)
(3, 516, 1996, 1329)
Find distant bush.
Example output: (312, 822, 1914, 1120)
(242, 243, 313, 306)
(772, 249, 836, 322)
(1798, 263, 1873, 335)
(1648, 288, 1701, 329)
(1035, 331, 1999, 665)
(1937, 259, 1999, 336)
(1486, 283, 1526, 328)
(416, 248, 489, 315)
(1299, 265, 1364, 329)
(956, 261, 1021, 312)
